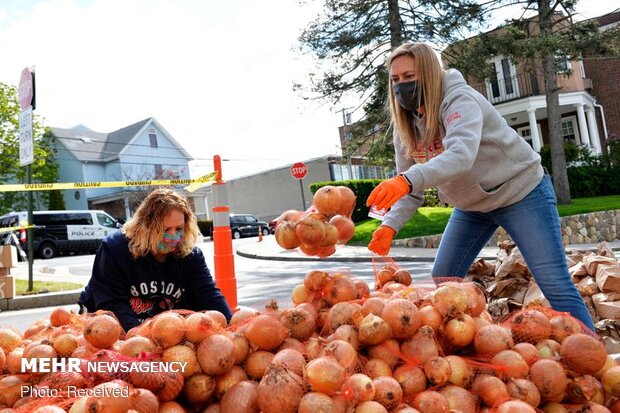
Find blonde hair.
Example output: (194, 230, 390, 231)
(123, 188, 199, 258)
(387, 42, 444, 153)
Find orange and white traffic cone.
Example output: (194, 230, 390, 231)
(258, 225, 263, 242)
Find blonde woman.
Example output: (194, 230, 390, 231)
(366, 42, 594, 330)
(79, 188, 232, 331)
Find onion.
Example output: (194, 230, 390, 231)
(32, 407, 67, 413)
(162, 344, 200, 378)
(221, 380, 259, 413)
(197, 333, 235, 375)
(291, 284, 311, 305)
(324, 339, 358, 373)
(329, 325, 360, 350)
(313, 186, 343, 216)
(279, 337, 307, 354)
(128, 388, 158, 413)
(230, 332, 250, 365)
(358, 313, 392, 346)
(325, 276, 358, 306)
(541, 402, 569, 412)
(443, 313, 476, 348)
(0, 375, 25, 407)
(471, 374, 509, 407)
(52, 333, 78, 356)
(305, 270, 330, 291)
(275, 220, 301, 250)
(509, 309, 551, 344)
(392, 269, 413, 286)
(368, 339, 401, 369)
(513, 342, 540, 366)
(461, 282, 486, 317)
(354, 401, 389, 412)
(296, 215, 327, 245)
(50, 307, 72, 326)
(365, 358, 393, 378)
(214, 365, 248, 400)
(119, 336, 156, 357)
(424, 357, 451, 386)
(412, 390, 450, 413)
(431, 283, 468, 318)
(149, 312, 185, 349)
(381, 299, 421, 340)
(473, 324, 514, 356)
(257, 365, 305, 413)
(419, 305, 443, 331)
(373, 376, 403, 411)
(157, 401, 185, 413)
(393, 365, 427, 397)
(445, 355, 473, 387)
(336, 186, 356, 217)
(6, 348, 23, 374)
(564, 375, 601, 404)
(536, 338, 561, 359)
(328, 302, 362, 331)
(496, 400, 537, 413)
(491, 350, 529, 379)
(560, 333, 607, 375)
(280, 307, 316, 341)
(206, 310, 228, 328)
(595, 355, 617, 380)
(25, 344, 57, 375)
(230, 307, 259, 327)
(550, 314, 583, 342)
(83, 314, 121, 349)
(245, 351, 275, 380)
(84, 382, 131, 412)
(506, 378, 541, 407)
(298, 392, 336, 413)
(183, 374, 215, 404)
(276, 209, 305, 224)
(362, 297, 387, 317)
(439, 385, 478, 413)
(244, 314, 289, 350)
(354, 280, 371, 300)
(129, 363, 164, 392)
(271, 348, 305, 376)
(305, 356, 345, 395)
(342, 373, 375, 402)
(601, 365, 620, 397)
(377, 269, 394, 288)
(529, 359, 568, 401)
(157, 371, 184, 402)
(185, 312, 217, 343)
(330, 215, 355, 244)
(400, 325, 440, 366)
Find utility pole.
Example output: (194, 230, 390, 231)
(338, 107, 354, 180)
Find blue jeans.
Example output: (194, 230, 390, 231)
(431, 175, 595, 331)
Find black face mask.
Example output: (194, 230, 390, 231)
(393, 80, 423, 112)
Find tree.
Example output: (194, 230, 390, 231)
(0, 83, 60, 214)
(296, 0, 492, 166)
(440, 1, 619, 203)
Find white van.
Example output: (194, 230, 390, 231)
(0, 210, 121, 259)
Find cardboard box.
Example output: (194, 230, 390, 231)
(0, 276, 15, 299)
(0, 246, 17, 269)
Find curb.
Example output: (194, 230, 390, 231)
(0, 289, 82, 311)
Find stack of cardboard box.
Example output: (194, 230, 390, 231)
(0, 246, 17, 299)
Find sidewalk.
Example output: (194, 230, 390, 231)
(236, 236, 620, 262)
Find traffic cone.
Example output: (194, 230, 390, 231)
(258, 225, 263, 242)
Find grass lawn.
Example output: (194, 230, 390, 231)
(350, 195, 620, 245)
(16, 279, 84, 296)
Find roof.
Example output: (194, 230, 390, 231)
(52, 117, 191, 162)
(594, 9, 620, 28)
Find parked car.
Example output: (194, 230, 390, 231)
(0, 210, 121, 259)
(229, 214, 270, 239)
(268, 219, 277, 234)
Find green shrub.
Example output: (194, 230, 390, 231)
(197, 219, 213, 237)
(540, 142, 580, 173)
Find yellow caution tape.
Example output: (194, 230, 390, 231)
(0, 225, 35, 234)
(0, 172, 218, 193)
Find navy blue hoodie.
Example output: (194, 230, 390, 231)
(78, 230, 233, 331)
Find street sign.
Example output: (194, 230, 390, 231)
(290, 162, 308, 180)
(19, 106, 34, 166)
(18, 67, 33, 110)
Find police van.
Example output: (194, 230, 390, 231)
(0, 210, 121, 259)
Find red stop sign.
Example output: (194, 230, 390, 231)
(19, 68, 33, 110)
(290, 162, 308, 179)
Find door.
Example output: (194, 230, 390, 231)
(485, 57, 520, 103)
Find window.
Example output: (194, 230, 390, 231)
(516, 124, 542, 149)
(97, 213, 117, 228)
(489, 63, 500, 99)
(501, 59, 514, 95)
(561, 116, 580, 144)
(485, 56, 519, 103)
(555, 53, 571, 74)
(149, 133, 158, 148)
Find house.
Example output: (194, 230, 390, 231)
(51, 117, 192, 219)
(442, 10, 618, 155)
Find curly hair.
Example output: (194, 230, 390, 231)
(122, 188, 199, 258)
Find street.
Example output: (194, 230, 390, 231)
(0, 237, 434, 333)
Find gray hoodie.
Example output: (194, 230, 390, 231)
(382, 69, 544, 232)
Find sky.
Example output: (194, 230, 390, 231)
(1, 0, 618, 180)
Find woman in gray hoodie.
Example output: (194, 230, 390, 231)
(367, 42, 594, 331)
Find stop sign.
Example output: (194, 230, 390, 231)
(290, 162, 308, 180)
(18, 68, 33, 110)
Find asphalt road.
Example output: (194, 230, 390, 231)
(0, 237, 434, 333)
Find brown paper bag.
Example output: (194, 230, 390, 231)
(592, 292, 620, 320)
(583, 255, 618, 276)
(577, 276, 600, 296)
(523, 282, 550, 308)
(595, 264, 620, 293)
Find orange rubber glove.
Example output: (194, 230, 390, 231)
(368, 226, 397, 256)
(366, 175, 411, 210)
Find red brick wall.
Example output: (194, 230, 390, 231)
(584, 57, 620, 144)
